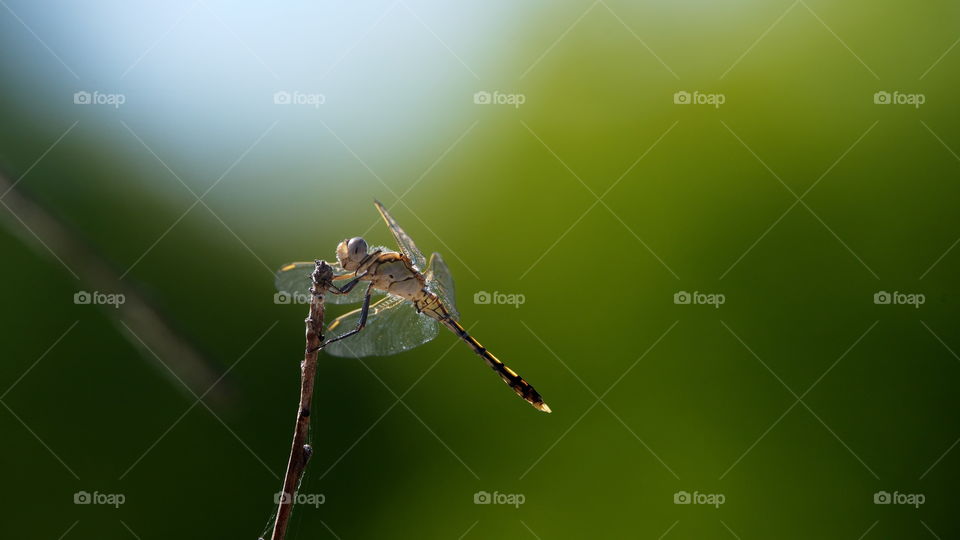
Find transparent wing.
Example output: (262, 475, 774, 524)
(275, 261, 382, 305)
(374, 200, 427, 271)
(324, 295, 439, 357)
(425, 252, 459, 320)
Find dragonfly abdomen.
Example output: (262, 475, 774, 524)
(442, 318, 551, 413)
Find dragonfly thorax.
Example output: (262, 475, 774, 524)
(367, 255, 427, 301)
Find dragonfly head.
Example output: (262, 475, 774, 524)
(336, 236, 368, 271)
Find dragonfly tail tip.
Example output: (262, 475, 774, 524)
(537, 402, 552, 413)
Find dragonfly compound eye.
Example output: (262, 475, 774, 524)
(336, 237, 368, 270)
(347, 236, 368, 258)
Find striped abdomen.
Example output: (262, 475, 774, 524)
(436, 314, 550, 413)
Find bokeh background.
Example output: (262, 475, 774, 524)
(1, 1, 958, 538)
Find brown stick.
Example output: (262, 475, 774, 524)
(270, 260, 335, 540)
(0, 169, 232, 406)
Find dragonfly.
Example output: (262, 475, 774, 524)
(275, 201, 550, 413)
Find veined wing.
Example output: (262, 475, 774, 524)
(374, 200, 427, 271)
(324, 295, 439, 358)
(275, 261, 381, 305)
(425, 252, 459, 320)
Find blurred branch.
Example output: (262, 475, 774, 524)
(269, 261, 334, 540)
(0, 170, 233, 406)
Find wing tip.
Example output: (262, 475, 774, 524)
(373, 199, 392, 224)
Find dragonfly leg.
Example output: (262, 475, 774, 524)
(321, 282, 373, 347)
(328, 271, 368, 296)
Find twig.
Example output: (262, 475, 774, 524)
(270, 260, 335, 540)
(0, 169, 232, 405)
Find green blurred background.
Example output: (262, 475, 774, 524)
(1, 1, 958, 538)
